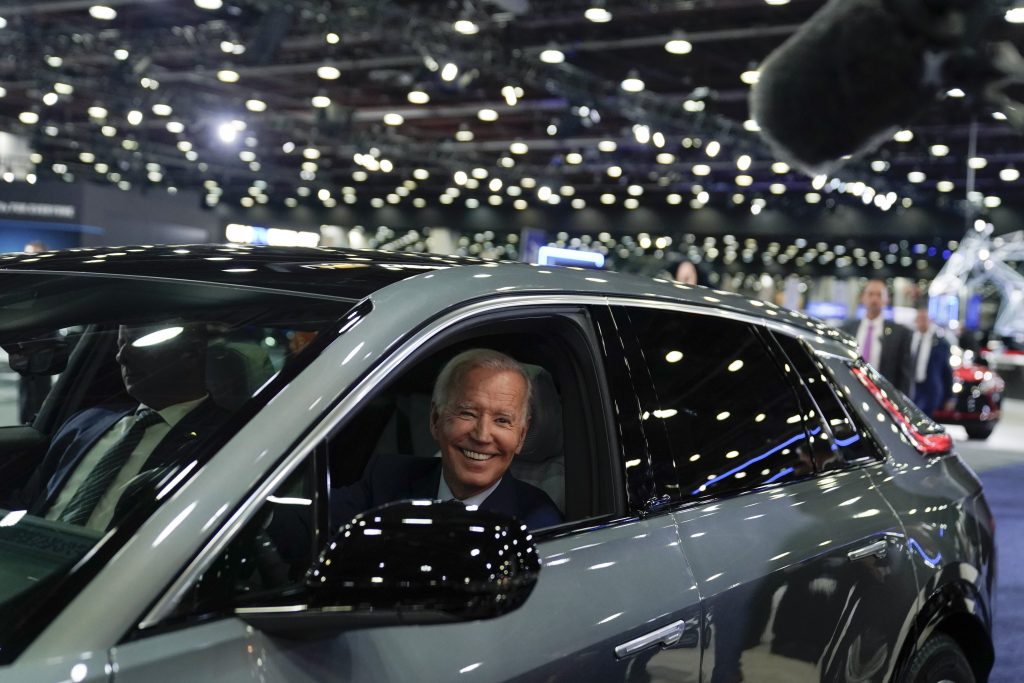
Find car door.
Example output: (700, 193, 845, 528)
(109, 301, 702, 682)
(612, 302, 919, 683)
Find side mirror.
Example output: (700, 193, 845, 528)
(239, 500, 541, 638)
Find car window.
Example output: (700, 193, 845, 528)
(0, 271, 352, 655)
(0, 327, 84, 426)
(615, 306, 812, 502)
(770, 332, 880, 467)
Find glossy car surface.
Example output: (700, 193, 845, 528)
(0, 245, 995, 683)
(933, 348, 1004, 440)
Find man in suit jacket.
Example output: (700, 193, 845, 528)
(333, 349, 563, 531)
(22, 321, 227, 531)
(910, 307, 954, 416)
(841, 279, 915, 395)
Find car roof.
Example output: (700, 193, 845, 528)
(0, 243, 854, 352)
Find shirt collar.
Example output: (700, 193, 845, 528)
(436, 459, 503, 508)
(141, 394, 208, 428)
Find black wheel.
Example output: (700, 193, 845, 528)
(964, 423, 995, 441)
(901, 633, 975, 683)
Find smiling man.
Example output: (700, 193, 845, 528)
(332, 349, 563, 530)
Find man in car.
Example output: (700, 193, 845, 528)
(333, 348, 563, 530)
(842, 279, 915, 395)
(21, 321, 227, 531)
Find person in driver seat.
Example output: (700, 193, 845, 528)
(333, 348, 563, 531)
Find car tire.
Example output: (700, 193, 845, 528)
(965, 424, 995, 441)
(900, 633, 975, 683)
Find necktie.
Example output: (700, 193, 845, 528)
(862, 323, 874, 364)
(58, 409, 164, 525)
(913, 334, 925, 383)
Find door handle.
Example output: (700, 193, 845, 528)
(847, 539, 889, 561)
(615, 619, 686, 659)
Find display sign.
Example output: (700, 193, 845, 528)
(0, 201, 75, 220)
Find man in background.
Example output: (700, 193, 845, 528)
(911, 306, 954, 417)
(842, 279, 915, 395)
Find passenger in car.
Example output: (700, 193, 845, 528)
(18, 321, 228, 531)
(332, 348, 563, 530)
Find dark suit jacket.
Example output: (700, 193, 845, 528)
(23, 398, 228, 516)
(332, 453, 563, 531)
(913, 335, 954, 416)
(841, 319, 915, 395)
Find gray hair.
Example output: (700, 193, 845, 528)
(432, 348, 532, 421)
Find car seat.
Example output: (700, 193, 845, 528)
(206, 340, 276, 411)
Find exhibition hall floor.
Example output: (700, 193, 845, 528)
(951, 399, 1024, 683)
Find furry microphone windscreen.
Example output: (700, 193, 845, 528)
(749, 0, 941, 176)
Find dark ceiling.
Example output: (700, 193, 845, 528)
(0, 0, 1022, 225)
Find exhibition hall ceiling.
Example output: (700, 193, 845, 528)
(0, 0, 1021, 222)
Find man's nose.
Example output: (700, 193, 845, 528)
(470, 418, 493, 442)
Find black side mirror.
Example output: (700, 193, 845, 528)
(239, 500, 541, 638)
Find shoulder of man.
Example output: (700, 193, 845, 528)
(502, 475, 563, 527)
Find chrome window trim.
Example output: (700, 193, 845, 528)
(139, 292, 814, 629)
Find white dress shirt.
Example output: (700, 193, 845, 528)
(436, 455, 502, 508)
(47, 395, 207, 531)
(911, 327, 934, 384)
(856, 316, 885, 368)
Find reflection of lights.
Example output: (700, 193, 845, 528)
(588, 561, 615, 570)
(133, 326, 184, 348)
(716, 411, 730, 421)
(908, 538, 942, 567)
(267, 496, 312, 506)
(694, 431, 807, 495)
(765, 467, 794, 483)
(666, 350, 683, 363)
(853, 509, 881, 518)
(652, 409, 678, 419)
(0, 510, 27, 527)
(728, 359, 744, 372)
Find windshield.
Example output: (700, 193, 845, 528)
(0, 271, 353, 656)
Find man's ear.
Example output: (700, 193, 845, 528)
(515, 415, 531, 455)
(429, 402, 441, 441)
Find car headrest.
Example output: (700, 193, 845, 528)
(518, 363, 563, 463)
(206, 340, 276, 411)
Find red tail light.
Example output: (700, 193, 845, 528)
(851, 366, 953, 456)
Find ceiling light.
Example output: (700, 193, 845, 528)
(743, 119, 761, 132)
(453, 19, 479, 34)
(607, 165, 622, 178)
(737, 155, 752, 171)
(947, 88, 966, 98)
(509, 141, 529, 154)
(383, 112, 404, 125)
(692, 164, 711, 176)
(665, 39, 693, 54)
(1006, 7, 1024, 22)
(736, 174, 753, 187)
(771, 161, 790, 174)
(907, 171, 926, 183)
(620, 75, 645, 93)
(566, 152, 583, 164)
(303, 147, 320, 160)
(1000, 167, 1020, 182)
(598, 140, 616, 152)
(893, 129, 914, 142)
(600, 193, 616, 205)
(217, 122, 239, 143)
(18, 111, 39, 124)
(42, 92, 58, 106)
(217, 69, 240, 83)
(126, 110, 143, 125)
(0, 17, 6, 29)
(325, 32, 340, 44)
(54, 82, 73, 95)
(45, 55, 63, 68)
(311, 95, 331, 108)
(455, 129, 474, 142)
(740, 70, 760, 85)
(770, 183, 786, 194)
(968, 156, 988, 169)
(765, 0, 791, 5)
(89, 5, 117, 20)
(930, 144, 950, 157)
(407, 90, 430, 104)
(984, 195, 1002, 208)
(440, 63, 459, 81)
(101, 125, 116, 136)
(79, 152, 95, 163)
(413, 168, 429, 180)
(539, 49, 565, 64)
(477, 108, 498, 121)
(166, 121, 184, 133)
(195, 0, 223, 8)
(317, 65, 341, 80)
(657, 152, 675, 164)
(936, 180, 955, 192)
(667, 193, 682, 205)
(245, 99, 266, 112)
(87, 106, 107, 119)
(705, 140, 721, 157)
(805, 192, 821, 203)
(152, 103, 172, 116)
(627, 184, 643, 196)
(993, 111, 1008, 121)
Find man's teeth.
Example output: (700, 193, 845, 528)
(462, 449, 494, 461)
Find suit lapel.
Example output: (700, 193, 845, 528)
(409, 460, 442, 499)
(480, 476, 517, 518)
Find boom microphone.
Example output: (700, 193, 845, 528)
(749, 0, 1005, 176)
